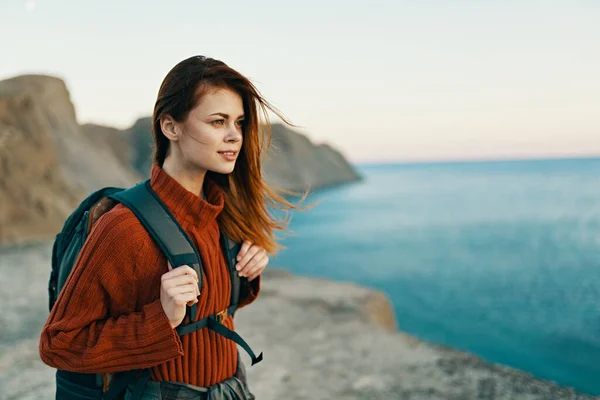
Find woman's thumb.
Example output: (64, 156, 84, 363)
(167, 261, 173, 271)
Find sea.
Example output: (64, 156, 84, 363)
(270, 157, 600, 396)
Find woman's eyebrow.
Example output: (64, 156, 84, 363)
(209, 112, 245, 119)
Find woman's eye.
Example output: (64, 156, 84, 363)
(236, 120, 245, 127)
(212, 119, 225, 126)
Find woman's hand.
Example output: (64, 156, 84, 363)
(160, 263, 200, 329)
(236, 241, 269, 282)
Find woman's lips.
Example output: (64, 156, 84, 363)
(218, 151, 237, 161)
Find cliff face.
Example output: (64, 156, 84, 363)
(0, 76, 83, 244)
(0, 75, 141, 244)
(263, 123, 361, 191)
(80, 123, 131, 169)
(123, 116, 154, 177)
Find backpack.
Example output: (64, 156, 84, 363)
(48, 179, 263, 400)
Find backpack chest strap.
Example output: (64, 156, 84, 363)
(175, 304, 262, 366)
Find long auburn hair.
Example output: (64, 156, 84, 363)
(152, 55, 303, 254)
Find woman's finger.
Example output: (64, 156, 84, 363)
(163, 265, 198, 282)
(237, 241, 253, 262)
(237, 246, 261, 271)
(166, 283, 199, 297)
(174, 293, 199, 306)
(239, 252, 267, 277)
(163, 274, 198, 289)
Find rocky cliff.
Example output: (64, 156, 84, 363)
(263, 123, 361, 191)
(0, 75, 140, 244)
(79, 123, 132, 169)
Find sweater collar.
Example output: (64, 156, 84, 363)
(149, 164, 224, 228)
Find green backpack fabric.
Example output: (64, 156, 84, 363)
(48, 179, 262, 400)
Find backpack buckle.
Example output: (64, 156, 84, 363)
(214, 309, 228, 323)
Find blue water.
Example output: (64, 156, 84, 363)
(271, 157, 600, 395)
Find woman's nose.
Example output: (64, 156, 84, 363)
(226, 124, 242, 142)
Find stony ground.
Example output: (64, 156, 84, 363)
(1, 241, 598, 400)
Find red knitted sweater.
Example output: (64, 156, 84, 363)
(39, 164, 260, 387)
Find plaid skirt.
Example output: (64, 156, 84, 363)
(125, 355, 255, 400)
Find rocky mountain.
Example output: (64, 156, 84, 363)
(263, 123, 361, 191)
(79, 123, 131, 168)
(0, 75, 140, 244)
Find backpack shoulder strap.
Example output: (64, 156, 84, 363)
(221, 233, 242, 307)
(107, 179, 202, 321)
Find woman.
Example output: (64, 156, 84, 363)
(39, 55, 301, 399)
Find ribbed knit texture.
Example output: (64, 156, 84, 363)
(39, 164, 260, 387)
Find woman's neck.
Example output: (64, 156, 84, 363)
(161, 156, 207, 200)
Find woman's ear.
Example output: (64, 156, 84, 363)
(160, 115, 180, 142)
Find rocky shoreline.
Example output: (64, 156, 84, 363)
(0, 241, 597, 400)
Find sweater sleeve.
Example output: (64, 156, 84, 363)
(237, 276, 260, 310)
(39, 207, 184, 373)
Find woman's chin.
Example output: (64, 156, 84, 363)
(210, 163, 236, 175)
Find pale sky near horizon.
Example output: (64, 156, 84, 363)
(2, 0, 599, 162)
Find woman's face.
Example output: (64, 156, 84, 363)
(172, 87, 245, 175)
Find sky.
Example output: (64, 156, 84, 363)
(2, 0, 599, 163)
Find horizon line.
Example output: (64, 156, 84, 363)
(354, 154, 600, 166)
